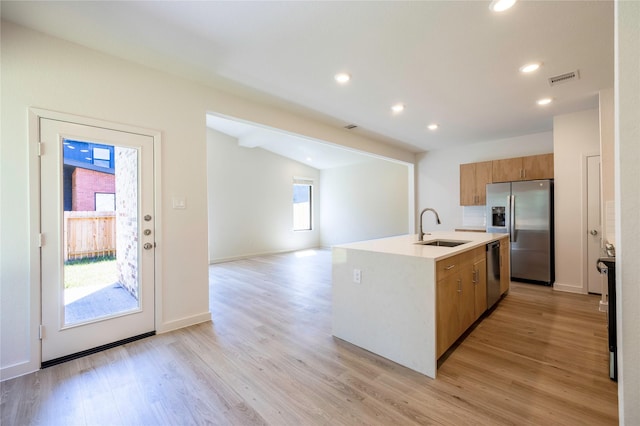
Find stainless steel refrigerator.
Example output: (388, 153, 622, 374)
(486, 179, 554, 285)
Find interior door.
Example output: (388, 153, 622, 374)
(587, 155, 602, 294)
(40, 118, 155, 364)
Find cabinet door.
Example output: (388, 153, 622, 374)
(500, 240, 510, 294)
(474, 161, 493, 205)
(459, 267, 476, 332)
(473, 257, 487, 318)
(460, 163, 477, 206)
(492, 158, 523, 182)
(436, 273, 461, 358)
(522, 153, 554, 180)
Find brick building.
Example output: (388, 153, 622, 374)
(63, 140, 115, 211)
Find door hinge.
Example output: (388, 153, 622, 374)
(38, 142, 44, 156)
(38, 233, 44, 247)
(39, 325, 45, 340)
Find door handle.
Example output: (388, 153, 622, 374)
(509, 195, 516, 243)
(590, 229, 598, 236)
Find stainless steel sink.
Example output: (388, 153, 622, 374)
(415, 239, 470, 247)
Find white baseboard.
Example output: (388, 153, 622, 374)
(157, 311, 212, 334)
(553, 282, 587, 294)
(209, 246, 325, 264)
(1, 359, 39, 382)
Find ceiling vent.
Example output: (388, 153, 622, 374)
(548, 70, 580, 86)
(344, 124, 358, 130)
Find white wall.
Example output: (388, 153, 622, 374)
(553, 109, 600, 293)
(599, 88, 615, 245)
(616, 1, 640, 422)
(320, 159, 410, 247)
(416, 132, 553, 232)
(1, 21, 208, 378)
(0, 21, 415, 380)
(206, 128, 320, 262)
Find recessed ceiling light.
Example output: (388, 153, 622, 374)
(428, 124, 439, 131)
(391, 103, 405, 113)
(519, 62, 542, 73)
(489, 0, 517, 12)
(306, 157, 312, 162)
(334, 73, 351, 84)
(537, 97, 553, 106)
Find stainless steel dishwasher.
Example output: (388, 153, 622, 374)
(486, 241, 501, 309)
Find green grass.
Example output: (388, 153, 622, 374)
(64, 257, 118, 289)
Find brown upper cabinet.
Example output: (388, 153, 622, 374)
(492, 153, 554, 183)
(460, 161, 492, 206)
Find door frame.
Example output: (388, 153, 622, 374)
(28, 108, 162, 369)
(581, 152, 602, 294)
(585, 154, 603, 295)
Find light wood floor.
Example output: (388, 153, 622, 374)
(1, 248, 618, 425)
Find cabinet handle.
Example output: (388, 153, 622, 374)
(457, 278, 462, 293)
(472, 269, 477, 284)
(445, 265, 456, 270)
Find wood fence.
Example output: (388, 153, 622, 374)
(64, 211, 116, 261)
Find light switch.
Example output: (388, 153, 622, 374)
(172, 196, 186, 209)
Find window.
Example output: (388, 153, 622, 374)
(95, 193, 116, 211)
(293, 178, 313, 231)
(93, 147, 111, 168)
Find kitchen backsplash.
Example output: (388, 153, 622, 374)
(462, 205, 486, 227)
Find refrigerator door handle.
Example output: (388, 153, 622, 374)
(510, 195, 516, 243)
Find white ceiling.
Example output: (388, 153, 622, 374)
(2, 1, 614, 168)
(206, 114, 377, 170)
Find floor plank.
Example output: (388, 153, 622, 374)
(1, 248, 618, 425)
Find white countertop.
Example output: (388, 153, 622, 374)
(334, 231, 508, 261)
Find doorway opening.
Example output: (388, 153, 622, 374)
(36, 111, 158, 366)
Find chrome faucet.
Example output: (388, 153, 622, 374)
(419, 208, 441, 241)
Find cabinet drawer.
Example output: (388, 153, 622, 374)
(436, 254, 464, 281)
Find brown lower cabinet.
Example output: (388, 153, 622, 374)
(473, 256, 488, 315)
(500, 240, 510, 294)
(436, 246, 487, 358)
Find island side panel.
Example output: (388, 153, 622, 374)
(332, 247, 437, 378)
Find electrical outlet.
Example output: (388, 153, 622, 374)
(353, 269, 362, 284)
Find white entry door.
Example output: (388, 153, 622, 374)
(40, 117, 155, 364)
(586, 155, 602, 294)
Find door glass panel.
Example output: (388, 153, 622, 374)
(62, 139, 140, 325)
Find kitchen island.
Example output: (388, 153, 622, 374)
(332, 231, 509, 378)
